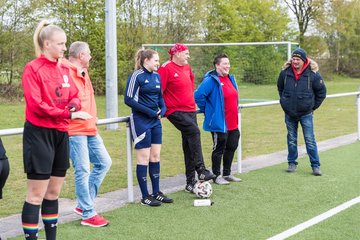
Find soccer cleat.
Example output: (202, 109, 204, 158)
(287, 163, 297, 173)
(198, 169, 216, 181)
(81, 214, 109, 227)
(213, 176, 230, 185)
(73, 207, 83, 216)
(185, 180, 197, 193)
(141, 195, 162, 207)
(153, 191, 174, 203)
(312, 167, 322, 176)
(223, 175, 242, 182)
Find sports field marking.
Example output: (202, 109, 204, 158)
(267, 196, 360, 240)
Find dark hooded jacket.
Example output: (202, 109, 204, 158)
(277, 61, 326, 118)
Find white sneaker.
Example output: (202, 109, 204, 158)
(223, 175, 242, 182)
(214, 176, 230, 185)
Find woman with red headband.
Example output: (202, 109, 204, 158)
(158, 43, 215, 193)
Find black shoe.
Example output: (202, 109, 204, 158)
(287, 163, 297, 173)
(185, 181, 197, 193)
(198, 169, 216, 181)
(312, 167, 322, 176)
(141, 195, 162, 206)
(153, 191, 174, 203)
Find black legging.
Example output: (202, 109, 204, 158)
(0, 138, 10, 199)
(167, 111, 206, 184)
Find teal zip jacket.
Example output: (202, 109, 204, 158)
(194, 69, 238, 133)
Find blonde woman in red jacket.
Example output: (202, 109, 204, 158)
(21, 20, 91, 240)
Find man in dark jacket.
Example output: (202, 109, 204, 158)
(0, 138, 10, 199)
(277, 48, 326, 176)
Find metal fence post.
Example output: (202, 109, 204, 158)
(126, 122, 134, 202)
(237, 107, 242, 173)
(105, 0, 118, 130)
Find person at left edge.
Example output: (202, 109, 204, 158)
(63, 41, 112, 227)
(21, 19, 92, 240)
(124, 49, 173, 207)
(0, 138, 10, 200)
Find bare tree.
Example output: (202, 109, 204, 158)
(284, 0, 323, 45)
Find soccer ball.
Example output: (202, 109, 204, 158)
(194, 181, 213, 198)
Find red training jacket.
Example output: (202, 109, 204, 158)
(158, 60, 196, 117)
(22, 55, 81, 132)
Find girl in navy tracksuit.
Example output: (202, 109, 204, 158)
(124, 49, 173, 206)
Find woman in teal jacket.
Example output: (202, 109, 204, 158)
(194, 54, 241, 185)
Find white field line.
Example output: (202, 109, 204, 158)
(267, 196, 360, 240)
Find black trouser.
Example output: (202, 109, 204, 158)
(0, 138, 10, 199)
(211, 129, 240, 177)
(167, 111, 206, 184)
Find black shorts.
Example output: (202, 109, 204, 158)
(23, 121, 69, 179)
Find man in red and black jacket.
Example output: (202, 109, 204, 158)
(158, 43, 215, 192)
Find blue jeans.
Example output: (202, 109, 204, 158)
(285, 113, 320, 168)
(69, 134, 112, 219)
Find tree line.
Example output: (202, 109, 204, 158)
(0, 0, 359, 97)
